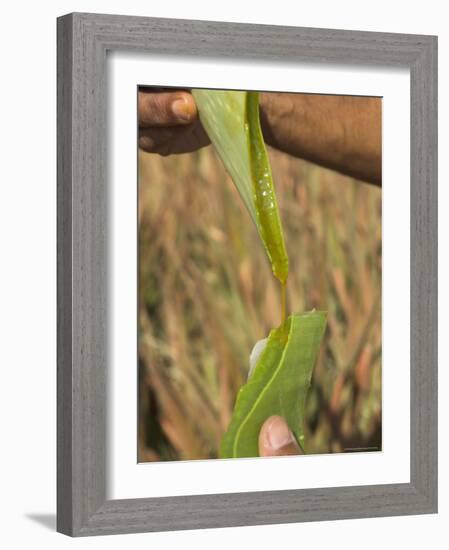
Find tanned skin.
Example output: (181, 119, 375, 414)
(138, 88, 381, 185)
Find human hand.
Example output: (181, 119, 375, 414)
(258, 415, 303, 457)
(138, 88, 210, 155)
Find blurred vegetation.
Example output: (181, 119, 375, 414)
(138, 140, 381, 462)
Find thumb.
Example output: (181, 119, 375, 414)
(138, 90, 197, 127)
(258, 415, 303, 457)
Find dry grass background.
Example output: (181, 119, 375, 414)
(138, 139, 382, 462)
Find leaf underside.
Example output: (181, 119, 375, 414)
(220, 311, 327, 459)
(192, 89, 257, 223)
(192, 89, 288, 283)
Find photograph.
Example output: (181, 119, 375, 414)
(53, 11, 437, 537)
(137, 87, 382, 462)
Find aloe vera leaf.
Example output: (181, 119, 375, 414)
(192, 89, 289, 284)
(246, 92, 289, 284)
(220, 311, 327, 458)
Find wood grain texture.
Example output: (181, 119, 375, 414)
(57, 12, 438, 536)
(57, 13, 74, 536)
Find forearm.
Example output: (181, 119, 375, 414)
(259, 93, 382, 186)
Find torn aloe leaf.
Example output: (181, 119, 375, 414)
(220, 311, 327, 459)
(192, 89, 289, 285)
(193, 89, 326, 457)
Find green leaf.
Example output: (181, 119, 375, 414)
(192, 89, 288, 284)
(193, 89, 326, 457)
(220, 311, 327, 458)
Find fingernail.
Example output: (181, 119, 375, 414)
(265, 416, 295, 451)
(171, 98, 192, 121)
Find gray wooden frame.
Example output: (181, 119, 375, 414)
(57, 12, 438, 537)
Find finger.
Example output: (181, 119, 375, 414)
(258, 415, 303, 457)
(138, 90, 198, 127)
(139, 119, 210, 155)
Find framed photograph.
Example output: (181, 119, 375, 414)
(57, 12, 437, 536)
